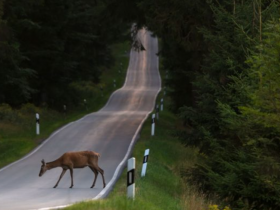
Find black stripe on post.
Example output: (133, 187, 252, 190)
(143, 155, 149, 163)
(36, 118, 40, 124)
(151, 118, 155, 124)
(127, 169, 135, 187)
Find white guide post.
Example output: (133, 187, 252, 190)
(141, 149, 150, 177)
(127, 157, 135, 199)
(36, 113, 40, 135)
(151, 114, 155, 136)
(160, 98, 164, 111)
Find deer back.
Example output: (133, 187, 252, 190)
(63, 151, 99, 168)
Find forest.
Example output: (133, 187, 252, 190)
(1, 0, 280, 209)
(0, 0, 129, 109)
(138, 0, 280, 209)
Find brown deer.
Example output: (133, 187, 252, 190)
(39, 151, 106, 189)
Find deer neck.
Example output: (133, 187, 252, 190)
(46, 158, 61, 169)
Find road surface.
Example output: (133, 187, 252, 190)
(0, 29, 161, 210)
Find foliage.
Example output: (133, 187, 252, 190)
(137, 0, 280, 209)
(0, 103, 19, 122)
(243, 21, 280, 131)
(209, 205, 231, 210)
(181, 3, 280, 210)
(0, 0, 128, 109)
(0, 23, 35, 106)
(138, 0, 212, 111)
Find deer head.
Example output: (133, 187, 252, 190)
(39, 159, 47, 177)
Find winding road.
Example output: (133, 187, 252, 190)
(0, 29, 161, 210)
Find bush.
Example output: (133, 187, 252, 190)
(0, 104, 20, 123)
(20, 103, 39, 116)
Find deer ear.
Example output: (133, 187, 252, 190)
(41, 159, 46, 165)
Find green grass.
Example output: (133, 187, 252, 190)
(64, 94, 210, 210)
(0, 41, 131, 169)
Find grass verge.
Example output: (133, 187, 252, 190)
(64, 94, 210, 210)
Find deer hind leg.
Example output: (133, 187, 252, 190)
(89, 166, 98, 188)
(54, 169, 67, 188)
(97, 166, 106, 188)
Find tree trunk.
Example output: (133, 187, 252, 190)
(259, 0, 262, 42)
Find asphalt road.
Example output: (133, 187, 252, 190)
(0, 29, 161, 210)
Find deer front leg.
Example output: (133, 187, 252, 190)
(69, 168, 74, 188)
(54, 169, 67, 188)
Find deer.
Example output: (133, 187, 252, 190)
(39, 151, 106, 189)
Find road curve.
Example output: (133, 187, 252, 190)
(0, 29, 161, 210)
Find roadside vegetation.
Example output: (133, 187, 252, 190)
(133, 1, 280, 209)
(0, 41, 130, 168)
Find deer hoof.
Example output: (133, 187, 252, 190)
(70, 186, 73, 188)
(53, 185, 57, 188)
